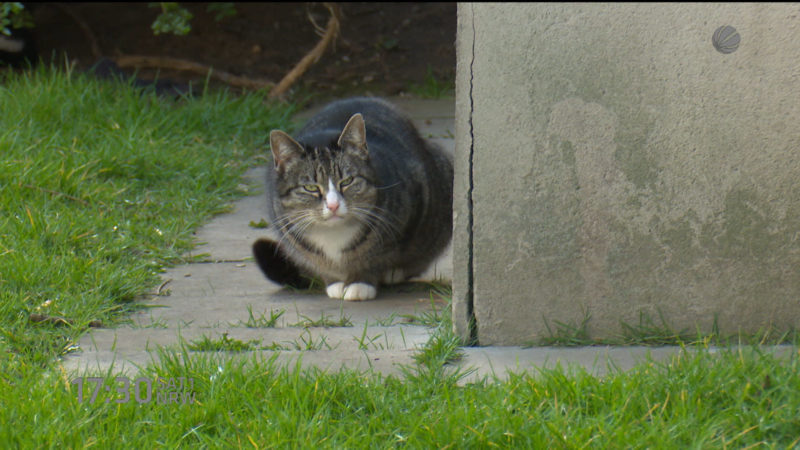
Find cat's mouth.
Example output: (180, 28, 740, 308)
(319, 211, 348, 224)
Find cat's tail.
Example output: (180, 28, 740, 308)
(252, 239, 313, 289)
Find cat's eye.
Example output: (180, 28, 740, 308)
(339, 177, 354, 188)
(303, 184, 320, 193)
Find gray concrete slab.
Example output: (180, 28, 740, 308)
(454, 3, 800, 346)
(67, 350, 421, 379)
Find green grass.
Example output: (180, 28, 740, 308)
(0, 65, 294, 369)
(5, 307, 800, 447)
(2, 67, 799, 448)
(187, 332, 262, 352)
(290, 312, 353, 329)
(238, 305, 285, 328)
(537, 308, 799, 348)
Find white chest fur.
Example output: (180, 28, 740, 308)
(305, 221, 362, 263)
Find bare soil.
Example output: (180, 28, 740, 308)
(26, 2, 456, 99)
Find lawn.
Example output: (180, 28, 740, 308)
(1, 67, 798, 448)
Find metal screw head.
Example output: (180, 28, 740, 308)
(713, 25, 740, 54)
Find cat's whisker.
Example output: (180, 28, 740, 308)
(360, 205, 402, 232)
(352, 211, 386, 246)
(274, 211, 318, 248)
(350, 206, 401, 242)
(375, 181, 402, 190)
(361, 214, 400, 241)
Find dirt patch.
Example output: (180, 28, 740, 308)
(25, 3, 456, 99)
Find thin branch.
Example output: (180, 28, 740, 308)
(109, 3, 340, 96)
(269, 3, 341, 98)
(157, 278, 173, 295)
(114, 55, 275, 90)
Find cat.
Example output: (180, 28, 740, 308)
(252, 97, 452, 301)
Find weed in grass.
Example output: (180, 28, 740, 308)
(398, 284, 450, 326)
(537, 308, 592, 347)
(283, 275, 326, 294)
(373, 313, 399, 327)
(620, 309, 694, 345)
(238, 305, 284, 328)
(287, 330, 334, 351)
(248, 218, 269, 229)
(262, 342, 292, 351)
(403, 303, 473, 389)
(353, 321, 389, 350)
(533, 308, 798, 347)
(187, 332, 261, 352)
(290, 305, 352, 328)
(400, 303, 443, 327)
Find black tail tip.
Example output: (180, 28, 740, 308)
(252, 239, 313, 290)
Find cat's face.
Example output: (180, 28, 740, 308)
(269, 114, 378, 230)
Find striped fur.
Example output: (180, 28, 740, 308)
(254, 97, 452, 300)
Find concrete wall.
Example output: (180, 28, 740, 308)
(454, 3, 800, 345)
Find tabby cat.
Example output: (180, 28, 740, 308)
(252, 97, 452, 301)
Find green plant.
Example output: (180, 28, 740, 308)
(620, 309, 694, 345)
(149, 2, 237, 36)
(538, 309, 592, 347)
(248, 218, 270, 229)
(239, 305, 284, 328)
(0, 2, 33, 36)
(400, 290, 447, 327)
(287, 329, 334, 351)
(290, 307, 353, 328)
(187, 332, 261, 352)
(353, 321, 388, 350)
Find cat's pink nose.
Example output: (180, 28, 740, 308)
(327, 200, 339, 213)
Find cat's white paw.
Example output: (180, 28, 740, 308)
(326, 282, 346, 299)
(342, 283, 377, 301)
(382, 269, 406, 284)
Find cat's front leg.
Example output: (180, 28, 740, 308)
(325, 281, 377, 301)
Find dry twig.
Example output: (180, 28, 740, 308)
(105, 3, 341, 96)
(114, 55, 274, 90)
(269, 3, 341, 98)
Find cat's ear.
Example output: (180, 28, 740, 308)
(269, 130, 303, 170)
(337, 114, 369, 159)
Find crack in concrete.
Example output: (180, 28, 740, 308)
(465, 4, 479, 345)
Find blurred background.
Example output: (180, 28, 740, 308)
(2, 2, 456, 99)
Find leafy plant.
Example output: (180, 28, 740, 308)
(149, 2, 238, 36)
(0, 2, 33, 36)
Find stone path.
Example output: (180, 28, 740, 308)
(62, 97, 763, 382)
(61, 98, 455, 378)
